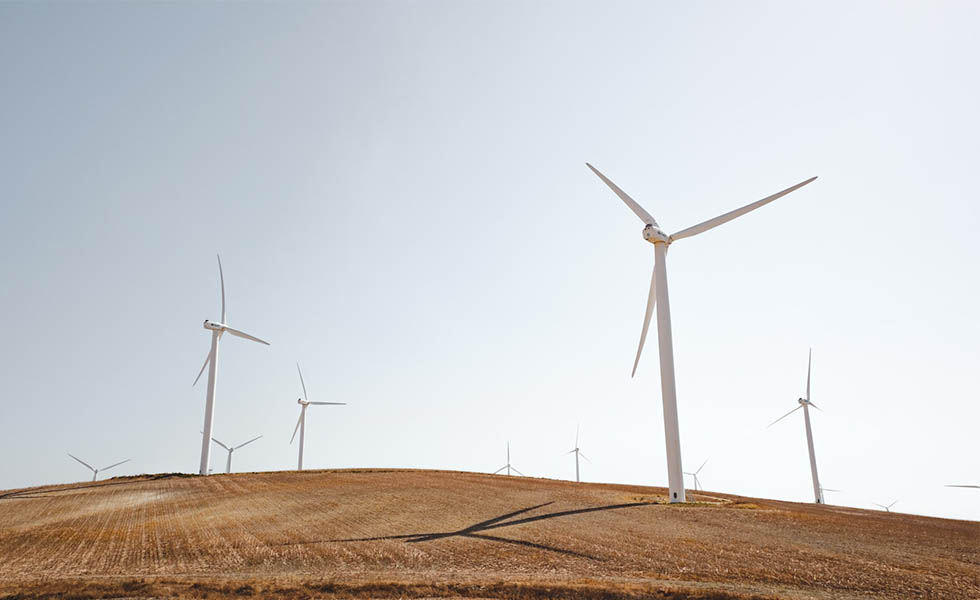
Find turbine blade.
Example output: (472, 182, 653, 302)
(808, 401, 822, 411)
(235, 435, 263, 450)
(669, 176, 817, 242)
(192, 349, 212, 387)
(821, 488, 842, 492)
(290, 412, 302, 444)
(766, 405, 802, 428)
(210, 437, 230, 451)
(100, 459, 130, 472)
(696, 458, 709, 474)
(223, 326, 270, 345)
(297, 363, 308, 402)
(631, 256, 658, 378)
(492, 465, 507, 474)
(945, 484, 980, 488)
(585, 163, 658, 226)
(309, 402, 346, 406)
(575, 424, 579, 449)
(578, 452, 591, 463)
(888, 500, 898, 508)
(511, 467, 526, 476)
(564, 449, 576, 456)
(217, 254, 226, 324)
(807, 348, 812, 402)
(68, 453, 95, 472)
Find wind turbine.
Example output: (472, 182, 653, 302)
(684, 459, 709, 492)
(587, 163, 816, 503)
(767, 349, 824, 504)
(192, 255, 270, 476)
(67, 454, 130, 482)
(210, 434, 262, 474)
(564, 426, 590, 482)
(873, 500, 898, 512)
(493, 442, 524, 476)
(291, 363, 345, 471)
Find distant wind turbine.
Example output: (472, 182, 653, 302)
(684, 459, 709, 492)
(768, 349, 824, 504)
(564, 426, 590, 482)
(587, 163, 816, 503)
(210, 434, 262, 474)
(291, 363, 345, 470)
(493, 442, 524, 476)
(192, 255, 270, 476)
(874, 500, 899, 512)
(67, 454, 130, 482)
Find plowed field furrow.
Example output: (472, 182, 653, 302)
(0, 469, 976, 599)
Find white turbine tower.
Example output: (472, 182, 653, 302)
(291, 363, 345, 471)
(192, 255, 270, 476)
(874, 500, 898, 512)
(587, 163, 816, 503)
(493, 442, 524, 476)
(684, 459, 709, 492)
(210, 434, 262, 474)
(67, 454, 130, 482)
(564, 426, 590, 483)
(768, 349, 824, 503)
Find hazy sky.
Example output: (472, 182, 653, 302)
(1, 1, 977, 521)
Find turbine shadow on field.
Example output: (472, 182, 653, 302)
(294, 500, 657, 560)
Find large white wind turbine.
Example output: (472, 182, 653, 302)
(67, 454, 130, 482)
(564, 426, 590, 483)
(493, 442, 524, 476)
(210, 434, 262, 474)
(768, 349, 824, 503)
(587, 163, 816, 503)
(291, 363, 345, 470)
(684, 459, 709, 492)
(192, 255, 270, 476)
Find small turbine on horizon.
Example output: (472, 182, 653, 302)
(291, 363, 345, 471)
(193, 255, 270, 476)
(587, 163, 816, 503)
(684, 459, 709, 492)
(67, 454, 130, 482)
(210, 434, 262, 474)
(874, 500, 899, 512)
(768, 349, 825, 504)
(564, 426, 590, 483)
(493, 442, 524, 476)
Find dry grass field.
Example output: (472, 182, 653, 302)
(0, 469, 976, 599)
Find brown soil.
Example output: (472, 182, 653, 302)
(0, 469, 976, 599)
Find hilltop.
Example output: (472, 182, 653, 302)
(0, 469, 976, 599)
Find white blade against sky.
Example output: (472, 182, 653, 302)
(218, 254, 226, 324)
(67, 453, 95, 473)
(234, 435, 263, 450)
(767, 405, 802, 428)
(192, 350, 213, 387)
(223, 327, 270, 345)
(290, 412, 303, 444)
(668, 177, 818, 242)
(100, 459, 130, 472)
(210, 436, 230, 451)
(585, 163, 658, 226)
(297, 363, 309, 402)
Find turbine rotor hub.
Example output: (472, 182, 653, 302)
(642, 224, 669, 244)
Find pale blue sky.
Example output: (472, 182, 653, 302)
(1, 1, 977, 520)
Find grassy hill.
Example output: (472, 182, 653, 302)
(0, 469, 976, 599)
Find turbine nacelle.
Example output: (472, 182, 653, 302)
(203, 320, 226, 331)
(642, 224, 670, 244)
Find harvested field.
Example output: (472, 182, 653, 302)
(0, 469, 976, 599)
